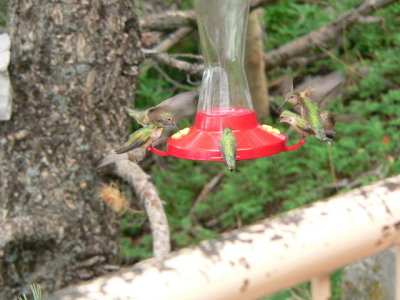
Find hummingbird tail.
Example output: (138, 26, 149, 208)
(97, 153, 128, 168)
(276, 100, 287, 113)
(325, 130, 336, 139)
(115, 140, 145, 154)
(325, 137, 334, 145)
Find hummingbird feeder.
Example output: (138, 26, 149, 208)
(149, 0, 305, 161)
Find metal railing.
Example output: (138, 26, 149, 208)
(50, 175, 400, 300)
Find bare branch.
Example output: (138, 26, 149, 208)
(115, 160, 170, 260)
(264, 0, 396, 69)
(146, 52, 204, 77)
(150, 27, 193, 53)
(190, 171, 224, 217)
(141, 0, 396, 75)
(152, 64, 192, 90)
(139, 0, 278, 31)
(140, 10, 196, 32)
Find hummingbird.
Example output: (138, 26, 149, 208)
(278, 110, 336, 141)
(125, 90, 199, 126)
(97, 120, 171, 168)
(115, 121, 165, 154)
(284, 89, 333, 143)
(219, 127, 237, 172)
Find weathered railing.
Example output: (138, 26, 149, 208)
(49, 175, 400, 300)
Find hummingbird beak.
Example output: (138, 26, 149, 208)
(276, 99, 287, 113)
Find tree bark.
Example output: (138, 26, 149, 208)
(0, 1, 142, 298)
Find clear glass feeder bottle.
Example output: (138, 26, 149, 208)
(150, 0, 305, 161)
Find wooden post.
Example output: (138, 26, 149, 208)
(312, 275, 331, 300)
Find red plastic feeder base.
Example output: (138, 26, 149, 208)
(149, 107, 305, 161)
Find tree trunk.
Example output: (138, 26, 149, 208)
(0, 1, 142, 298)
(245, 8, 269, 119)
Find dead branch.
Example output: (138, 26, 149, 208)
(145, 52, 203, 77)
(152, 64, 192, 90)
(190, 171, 224, 217)
(140, 10, 196, 32)
(170, 53, 203, 60)
(115, 160, 170, 260)
(139, 0, 278, 31)
(150, 27, 193, 53)
(264, 0, 396, 70)
(287, 53, 329, 67)
(141, 0, 395, 75)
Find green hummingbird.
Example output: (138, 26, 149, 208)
(125, 90, 199, 126)
(284, 90, 333, 142)
(219, 127, 237, 172)
(97, 120, 169, 168)
(278, 110, 335, 141)
(115, 121, 165, 154)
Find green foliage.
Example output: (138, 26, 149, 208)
(0, 0, 6, 27)
(120, 0, 400, 298)
(264, 1, 335, 50)
(17, 284, 42, 300)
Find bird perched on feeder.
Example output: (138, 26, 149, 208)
(278, 110, 336, 141)
(97, 120, 173, 168)
(219, 127, 237, 172)
(125, 90, 199, 126)
(284, 89, 334, 143)
(114, 121, 165, 154)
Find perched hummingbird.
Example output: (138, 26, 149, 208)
(97, 120, 170, 168)
(278, 110, 336, 141)
(125, 90, 199, 126)
(115, 121, 165, 154)
(219, 127, 237, 172)
(284, 90, 333, 142)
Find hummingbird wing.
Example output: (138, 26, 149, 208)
(295, 71, 345, 108)
(320, 111, 335, 130)
(149, 90, 199, 122)
(276, 69, 294, 112)
(125, 107, 148, 126)
(282, 68, 294, 98)
(115, 126, 153, 154)
(292, 114, 315, 136)
(318, 82, 344, 110)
